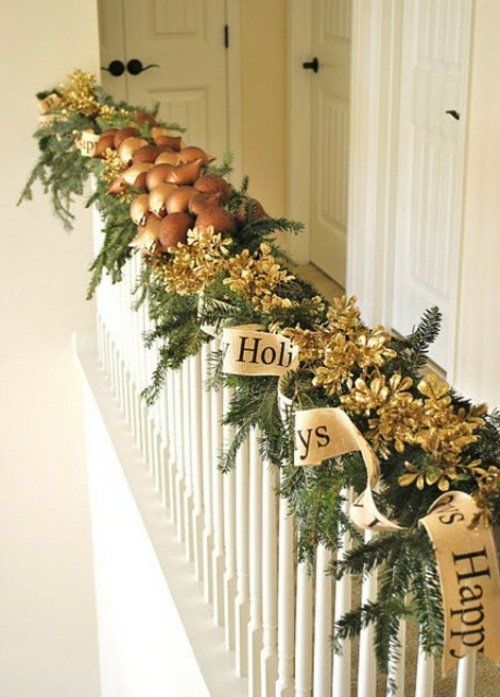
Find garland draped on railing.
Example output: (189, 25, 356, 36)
(20, 70, 500, 674)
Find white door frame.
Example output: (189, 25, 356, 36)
(346, 0, 403, 326)
(225, 0, 244, 184)
(286, 0, 399, 287)
(286, 0, 313, 265)
(347, 0, 472, 381)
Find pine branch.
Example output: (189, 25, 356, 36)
(206, 151, 234, 178)
(403, 306, 442, 371)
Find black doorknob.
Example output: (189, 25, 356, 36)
(302, 57, 319, 73)
(127, 59, 160, 76)
(445, 109, 460, 121)
(101, 60, 125, 77)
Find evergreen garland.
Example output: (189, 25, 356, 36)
(21, 71, 500, 674)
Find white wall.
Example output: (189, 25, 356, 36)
(0, 3, 101, 696)
(83, 383, 210, 697)
(240, 0, 287, 218)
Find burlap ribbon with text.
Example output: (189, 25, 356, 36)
(75, 130, 100, 157)
(37, 92, 61, 115)
(221, 325, 298, 377)
(221, 324, 500, 672)
(293, 404, 500, 672)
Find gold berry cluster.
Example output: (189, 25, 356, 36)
(223, 243, 295, 313)
(101, 149, 126, 185)
(284, 296, 395, 395)
(341, 370, 485, 491)
(59, 70, 100, 116)
(395, 375, 486, 490)
(471, 466, 499, 526)
(158, 236, 295, 313)
(156, 227, 231, 295)
(283, 296, 486, 492)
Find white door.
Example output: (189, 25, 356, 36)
(309, 0, 351, 286)
(392, 0, 472, 371)
(98, 0, 228, 154)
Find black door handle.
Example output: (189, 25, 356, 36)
(101, 60, 125, 77)
(127, 59, 160, 76)
(445, 109, 460, 120)
(302, 57, 319, 73)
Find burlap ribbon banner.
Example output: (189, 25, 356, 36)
(75, 130, 100, 157)
(293, 405, 500, 671)
(37, 92, 61, 115)
(420, 491, 500, 672)
(221, 324, 500, 672)
(294, 406, 400, 532)
(221, 325, 298, 377)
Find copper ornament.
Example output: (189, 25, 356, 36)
(148, 183, 178, 217)
(178, 146, 215, 165)
(195, 206, 236, 234)
(154, 150, 181, 166)
(95, 133, 116, 158)
(108, 177, 128, 196)
(154, 134, 183, 151)
(166, 158, 204, 186)
(121, 162, 153, 187)
(113, 126, 140, 149)
(137, 171, 151, 189)
(194, 174, 231, 201)
(158, 212, 194, 249)
(188, 192, 222, 216)
(130, 213, 162, 251)
(132, 145, 162, 164)
(118, 137, 149, 165)
(146, 164, 175, 191)
(165, 186, 196, 214)
(130, 194, 150, 226)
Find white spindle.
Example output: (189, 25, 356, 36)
(165, 369, 177, 524)
(122, 363, 130, 428)
(275, 483, 295, 697)
(295, 561, 313, 697)
(247, 433, 263, 697)
(313, 544, 333, 697)
(136, 286, 147, 458)
(211, 374, 225, 626)
(173, 368, 186, 541)
(332, 495, 352, 697)
(260, 460, 278, 697)
(157, 383, 169, 509)
(201, 342, 214, 603)
(455, 653, 477, 697)
(414, 641, 434, 697)
(235, 438, 250, 676)
(182, 361, 194, 562)
(189, 354, 204, 580)
(357, 530, 378, 697)
(222, 387, 237, 650)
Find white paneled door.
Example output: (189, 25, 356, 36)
(309, 0, 351, 286)
(99, 0, 228, 154)
(392, 0, 472, 371)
